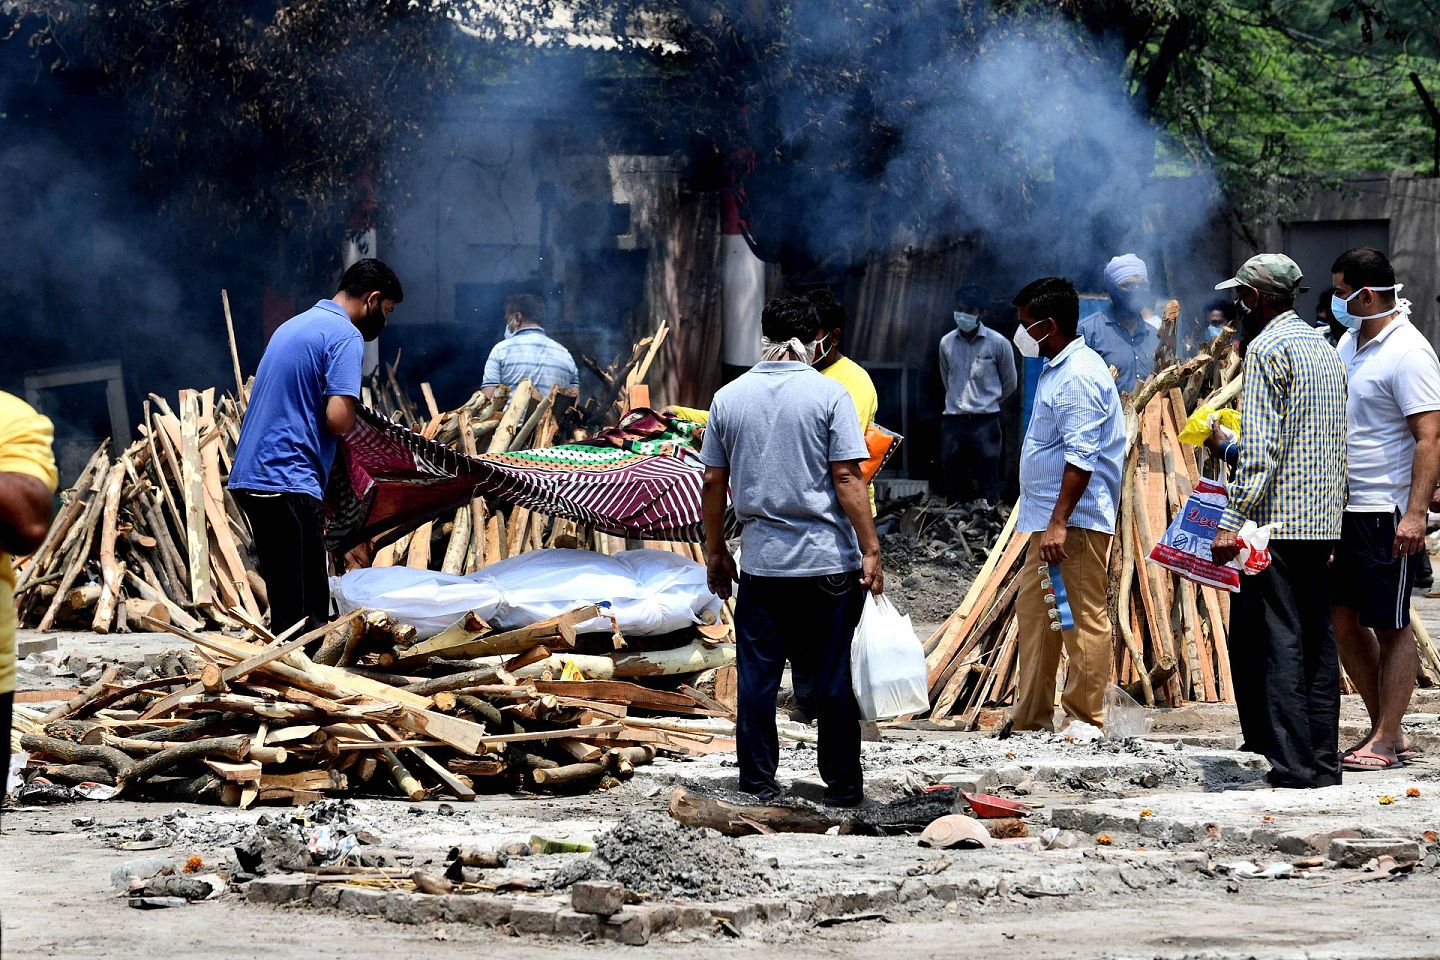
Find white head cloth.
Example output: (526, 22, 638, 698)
(1104, 253, 1148, 290)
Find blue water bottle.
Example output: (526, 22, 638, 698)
(1041, 563, 1076, 632)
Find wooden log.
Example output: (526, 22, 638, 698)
(102, 733, 250, 762)
(379, 747, 426, 801)
(483, 514, 505, 569)
(124, 598, 170, 627)
(123, 570, 204, 632)
(667, 785, 844, 837)
(486, 379, 532, 455)
(41, 665, 120, 724)
(14, 442, 107, 596)
(440, 505, 470, 576)
(526, 680, 718, 714)
(399, 606, 592, 663)
(178, 393, 212, 606)
(19, 734, 134, 781)
(313, 615, 367, 667)
(88, 460, 126, 633)
(35, 468, 106, 632)
(377, 722, 476, 801)
(141, 491, 188, 602)
(405, 521, 433, 570)
(531, 760, 606, 787)
(137, 614, 332, 719)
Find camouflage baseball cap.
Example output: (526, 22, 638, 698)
(1214, 253, 1304, 297)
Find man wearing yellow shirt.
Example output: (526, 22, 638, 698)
(670, 290, 880, 513)
(1, 391, 57, 798)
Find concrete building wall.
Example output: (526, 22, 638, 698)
(1246, 174, 1440, 344)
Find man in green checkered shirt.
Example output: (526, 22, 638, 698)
(1210, 253, 1348, 789)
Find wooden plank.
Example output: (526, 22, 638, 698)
(400, 606, 594, 664)
(929, 559, 1023, 710)
(1158, 409, 1217, 702)
(178, 392, 211, 606)
(378, 722, 475, 801)
(138, 615, 337, 719)
(926, 509, 1023, 689)
(1134, 404, 1181, 698)
(405, 521, 433, 570)
(527, 680, 717, 713)
(486, 379, 532, 455)
(198, 389, 260, 617)
(90, 461, 127, 632)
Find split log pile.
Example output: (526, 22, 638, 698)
(14, 599, 738, 806)
(920, 334, 1440, 729)
(12, 388, 259, 635)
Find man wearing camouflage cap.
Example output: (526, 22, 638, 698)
(1209, 253, 1348, 788)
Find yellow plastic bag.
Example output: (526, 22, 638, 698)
(1178, 404, 1241, 446)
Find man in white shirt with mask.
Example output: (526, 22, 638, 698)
(938, 285, 1018, 504)
(1009, 276, 1125, 732)
(1329, 246, 1440, 771)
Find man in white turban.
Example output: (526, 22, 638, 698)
(1077, 254, 1159, 389)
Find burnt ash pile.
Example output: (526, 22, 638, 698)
(879, 498, 1009, 624)
(553, 810, 776, 901)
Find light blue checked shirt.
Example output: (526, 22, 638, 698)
(1078, 308, 1158, 389)
(1219, 311, 1347, 539)
(481, 327, 579, 394)
(1017, 337, 1127, 535)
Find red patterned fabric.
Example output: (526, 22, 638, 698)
(324, 406, 726, 552)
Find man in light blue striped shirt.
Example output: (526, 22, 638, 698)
(481, 294, 580, 400)
(1009, 277, 1126, 732)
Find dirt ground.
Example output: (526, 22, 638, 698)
(8, 610, 1440, 958)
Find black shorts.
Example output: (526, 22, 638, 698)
(1330, 511, 1420, 630)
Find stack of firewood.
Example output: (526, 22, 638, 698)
(14, 599, 737, 806)
(920, 333, 1440, 729)
(12, 323, 675, 632)
(13, 388, 259, 635)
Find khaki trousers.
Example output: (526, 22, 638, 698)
(1012, 527, 1113, 732)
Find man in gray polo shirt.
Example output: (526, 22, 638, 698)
(700, 294, 884, 807)
(1329, 247, 1440, 771)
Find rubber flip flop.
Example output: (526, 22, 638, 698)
(1341, 750, 1406, 772)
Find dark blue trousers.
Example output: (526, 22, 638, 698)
(941, 413, 1002, 504)
(1230, 540, 1342, 788)
(734, 570, 866, 804)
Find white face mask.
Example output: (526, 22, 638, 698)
(954, 311, 980, 333)
(1013, 319, 1045, 359)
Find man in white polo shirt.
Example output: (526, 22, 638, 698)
(1329, 247, 1440, 771)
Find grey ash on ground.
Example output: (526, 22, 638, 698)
(552, 810, 776, 901)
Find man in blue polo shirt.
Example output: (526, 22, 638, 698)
(229, 258, 403, 632)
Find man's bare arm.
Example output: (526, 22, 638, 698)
(832, 459, 883, 594)
(325, 395, 358, 436)
(0, 472, 54, 556)
(1397, 410, 1440, 556)
(702, 466, 738, 600)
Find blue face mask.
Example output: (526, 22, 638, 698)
(1332, 284, 1403, 330)
(953, 311, 980, 333)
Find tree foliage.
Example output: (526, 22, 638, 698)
(9, 0, 463, 250)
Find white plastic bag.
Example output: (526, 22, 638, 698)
(850, 594, 929, 721)
(1234, 521, 1283, 575)
(1102, 683, 1154, 738)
